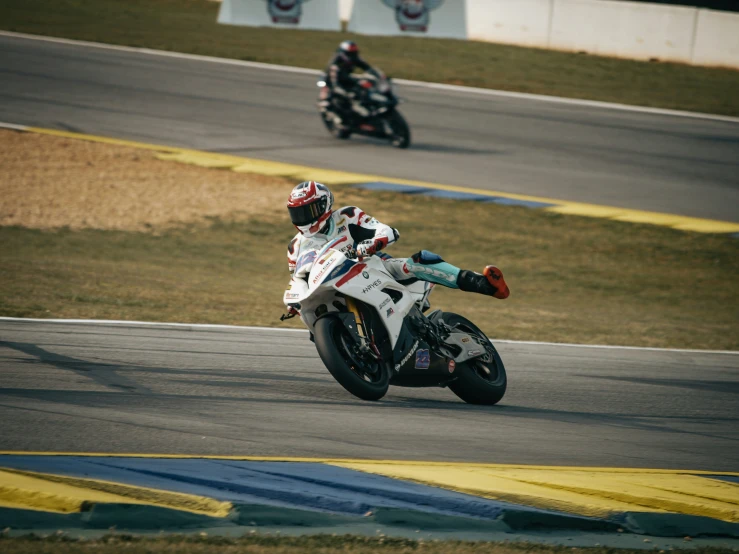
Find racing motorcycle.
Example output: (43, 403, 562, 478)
(317, 71, 411, 149)
(281, 239, 507, 404)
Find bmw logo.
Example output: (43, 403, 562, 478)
(362, 271, 369, 279)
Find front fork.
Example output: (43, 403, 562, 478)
(345, 297, 382, 359)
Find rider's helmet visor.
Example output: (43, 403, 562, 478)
(288, 198, 327, 226)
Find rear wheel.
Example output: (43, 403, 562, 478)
(444, 313, 507, 405)
(386, 111, 411, 149)
(314, 316, 389, 401)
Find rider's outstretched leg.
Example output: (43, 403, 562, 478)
(383, 251, 509, 299)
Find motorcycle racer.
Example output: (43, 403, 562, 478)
(325, 40, 378, 124)
(285, 181, 510, 314)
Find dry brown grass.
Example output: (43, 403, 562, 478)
(1, 130, 737, 349)
(0, 130, 293, 231)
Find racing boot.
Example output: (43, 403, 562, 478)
(457, 266, 510, 299)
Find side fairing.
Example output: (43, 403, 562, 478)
(332, 257, 415, 348)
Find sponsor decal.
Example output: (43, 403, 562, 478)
(337, 225, 347, 233)
(394, 340, 419, 371)
(295, 251, 317, 273)
(386, 307, 395, 317)
(362, 271, 370, 279)
(468, 349, 482, 357)
(336, 263, 367, 287)
(312, 267, 327, 284)
(266, 0, 311, 25)
(378, 298, 391, 309)
(415, 349, 431, 369)
(381, 0, 444, 33)
(402, 263, 410, 274)
(362, 279, 382, 294)
(324, 259, 354, 282)
(285, 292, 300, 300)
(311, 254, 339, 284)
(461, 337, 470, 343)
(448, 359, 456, 373)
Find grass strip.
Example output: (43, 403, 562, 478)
(0, 535, 736, 554)
(1, 131, 737, 350)
(1, 0, 738, 116)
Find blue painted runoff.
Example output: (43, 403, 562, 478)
(352, 182, 556, 209)
(0, 456, 553, 520)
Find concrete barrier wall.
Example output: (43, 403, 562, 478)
(348, 0, 467, 39)
(549, 0, 697, 62)
(218, 0, 341, 31)
(219, 0, 739, 68)
(692, 9, 739, 67)
(466, 0, 553, 48)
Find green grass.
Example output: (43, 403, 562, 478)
(1, 0, 738, 116)
(1, 188, 737, 350)
(0, 535, 735, 554)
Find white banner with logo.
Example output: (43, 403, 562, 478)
(218, 0, 341, 31)
(348, 0, 467, 39)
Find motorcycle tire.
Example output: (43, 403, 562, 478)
(321, 112, 351, 140)
(387, 111, 411, 149)
(314, 316, 390, 401)
(443, 312, 507, 405)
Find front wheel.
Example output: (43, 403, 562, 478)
(314, 316, 389, 401)
(444, 313, 507, 405)
(321, 111, 351, 140)
(386, 111, 411, 149)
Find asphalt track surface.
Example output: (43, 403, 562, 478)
(1, 34, 739, 222)
(1, 320, 737, 471)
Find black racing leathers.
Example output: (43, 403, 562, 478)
(326, 52, 373, 97)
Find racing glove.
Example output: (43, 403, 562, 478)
(356, 237, 388, 257)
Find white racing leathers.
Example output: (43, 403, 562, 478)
(286, 206, 462, 289)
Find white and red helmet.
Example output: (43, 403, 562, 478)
(287, 180, 334, 237)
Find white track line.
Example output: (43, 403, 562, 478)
(1, 317, 736, 355)
(0, 122, 29, 131)
(2, 30, 738, 125)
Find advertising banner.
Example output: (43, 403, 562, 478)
(348, 0, 467, 39)
(218, 0, 342, 31)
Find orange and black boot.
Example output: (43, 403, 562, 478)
(457, 266, 510, 299)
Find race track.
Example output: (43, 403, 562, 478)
(1, 319, 737, 471)
(1, 33, 738, 222)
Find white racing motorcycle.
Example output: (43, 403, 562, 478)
(282, 238, 507, 404)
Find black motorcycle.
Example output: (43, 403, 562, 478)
(317, 71, 411, 149)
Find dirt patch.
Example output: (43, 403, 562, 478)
(0, 130, 294, 231)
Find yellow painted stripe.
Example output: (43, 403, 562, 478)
(27, 127, 180, 152)
(1, 452, 737, 522)
(0, 468, 231, 517)
(331, 463, 739, 523)
(13, 126, 739, 235)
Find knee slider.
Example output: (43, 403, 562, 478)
(411, 250, 445, 265)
